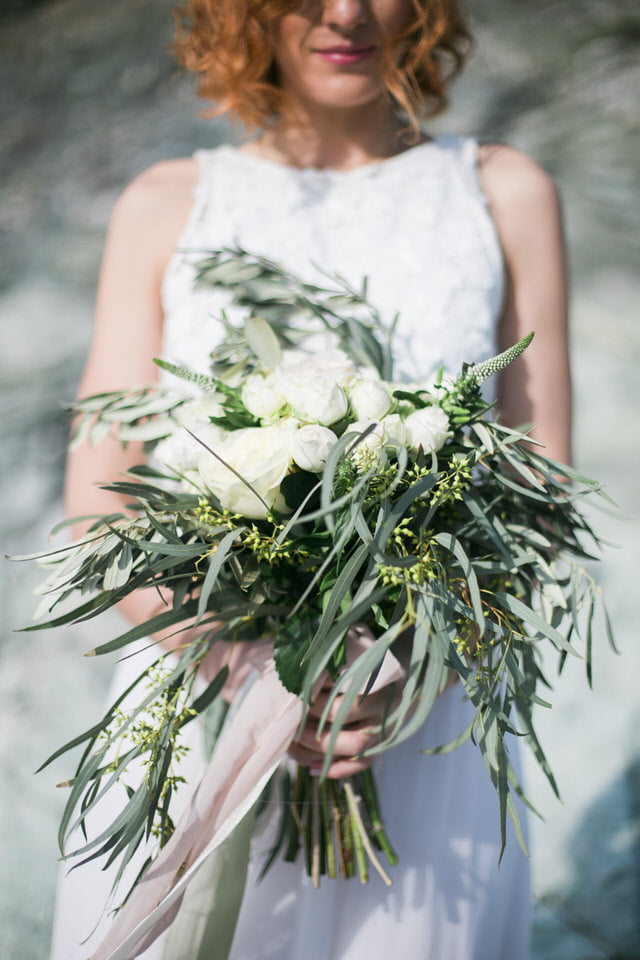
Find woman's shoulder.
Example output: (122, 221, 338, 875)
(476, 142, 562, 256)
(106, 157, 201, 276)
(113, 157, 200, 229)
(477, 142, 560, 211)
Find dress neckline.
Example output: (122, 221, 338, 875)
(215, 136, 454, 180)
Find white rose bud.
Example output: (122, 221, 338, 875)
(291, 424, 338, 473)
(198, 420, 296, 519)
(404, 406, 451, 453)
(241, 371, 286, 420)
(348, 378, 391, 421)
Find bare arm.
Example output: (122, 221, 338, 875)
(65, 158, 198, 632)
(479, 143, 572, 464)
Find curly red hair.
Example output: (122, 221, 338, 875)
(173, 0, 472, 132)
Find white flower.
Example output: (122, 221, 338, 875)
(274, 348, 355, 425)
(348, 378, 391, 420)
(174, 396, 224, 426)
(153, 395, 225, 473)
(154, 423, 223, 473)
(289, 379, 348, 425)
(380, 413, 407, 450)
(356, 365, 383, 381)
(241, 371, 286, 420)
(197, 420, 296, 519)
(278, 348, 356, 387)
(404, 406, 451, 453)
(291, 424, 338, 473)
(276, 368, 348, 425)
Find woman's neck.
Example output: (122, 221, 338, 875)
(243, 101, 422, 171)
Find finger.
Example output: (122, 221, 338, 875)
(287, 742, 324, 767)
(308, 691, 374, 724)
(295, 722, 378, 758)
(308, 686, 400, 725)
(287, 743, 373, 779)
(321, 756, 372, 779)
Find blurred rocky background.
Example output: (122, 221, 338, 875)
(1, 0, 638, 957)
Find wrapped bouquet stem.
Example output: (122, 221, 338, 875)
(15, 248, 615, 960)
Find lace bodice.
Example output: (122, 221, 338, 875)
(161, 136, 504, 387)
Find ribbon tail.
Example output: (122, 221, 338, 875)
(90, 659, 303, 960)
(158, 804, 256, 960)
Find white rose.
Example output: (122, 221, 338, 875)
(174, 396, 224, 426)
(154, 397, 225, 472)
(278, 348, 356, 387)
(241, 371, 286, 420)
(404, 406, 451, 453)
(197, 420, 296, 519)
(274, 349, 355, 424)
(154, 422, 223, 473)
(348, 378, 391, 420)
(277, 370, 348, 425)
(291, 424, 338, 473)
(380, 413, 407, 450)
(356, 365, 383, 381)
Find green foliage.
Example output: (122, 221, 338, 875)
(194, 246, 394, 379)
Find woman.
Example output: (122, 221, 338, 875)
(51, 0, 571, 957)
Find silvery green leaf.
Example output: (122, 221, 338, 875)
(434, 532, 484, 634)
(470, 421, 495, 453)
(118, 420, 176, 442)
(495, 591, 580, 657)
(196, 257, 264, 284)
(244, 316, 282, 369)
(88, 419, 113, 446)
(93, 532, 124, 557)
(68, 414, 93, 451)
(68, 390, 131, 413)
(101, 395, 177, 422)
(196, 528, 246, 621)
(103, 545, 133, 590)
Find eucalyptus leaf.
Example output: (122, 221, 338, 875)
(244, 316, 282, 369)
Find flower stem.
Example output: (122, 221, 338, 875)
(329, 780, 349, 879)
(311, 777, 321, 888)
(357, 768, 398, 866)
(320, 780, 336, 879)
(345, 781, 393, 886)
(345, 782, 368, 883)
(284, 764, 306, 862)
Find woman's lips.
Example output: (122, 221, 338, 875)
(313, 45, 376, 65)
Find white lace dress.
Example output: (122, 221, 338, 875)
(50, 136, 530, 960)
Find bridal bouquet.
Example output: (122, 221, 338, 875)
(17, 249, 613, 955)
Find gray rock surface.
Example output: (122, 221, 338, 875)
(1, 1, 638, 957)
